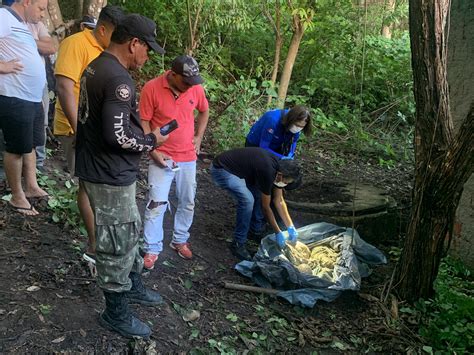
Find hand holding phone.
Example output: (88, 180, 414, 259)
(160, 119, 178, 135)
(165, 159, 180, 172)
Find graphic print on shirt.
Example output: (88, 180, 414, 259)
(115, 84, 131, 101)
(78, 76, 89, 125)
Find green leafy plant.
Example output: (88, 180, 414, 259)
(39, 304, 52, 315)
(415, 258, 474, 353)
(37, 172, 84, 233)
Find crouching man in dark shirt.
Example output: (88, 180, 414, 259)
(211, 147, 301, 260)
(75, 14, 167, 339)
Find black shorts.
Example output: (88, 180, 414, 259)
(0, 95, 44, 154)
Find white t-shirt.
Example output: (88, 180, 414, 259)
(0, 7, 46, 102)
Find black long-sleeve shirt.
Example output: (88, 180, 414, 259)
(75, 52, 156, 186)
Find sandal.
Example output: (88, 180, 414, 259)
(8, 202, 39, 216)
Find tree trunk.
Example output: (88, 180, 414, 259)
(395, 0, 474, 302)
(47, 0, 64, 29)
(76, 0, 84, 19)
(381, 0, 396, 39)
(84, 0, 107, 18)
(268, 34, 283, 106)
(276, 17, 306, 108)
(185, 0, 203, 55)
(264, 0, 282, 107)
(42, 5, 56, 34)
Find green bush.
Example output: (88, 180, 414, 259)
(416, 258, 474, 353)
(37, 173, 85, 235)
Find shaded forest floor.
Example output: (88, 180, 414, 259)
(0, 144, 424, 353)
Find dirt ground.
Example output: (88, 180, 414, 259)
(0, 145, 421, 353)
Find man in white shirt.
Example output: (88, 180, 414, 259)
(0, 0, 49, 216)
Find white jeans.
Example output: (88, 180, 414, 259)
(143, 160, 197, 254)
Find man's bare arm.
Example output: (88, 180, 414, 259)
(56, 75, 78, 133)
(36, 35, 56, 55)
(193, 109, 210, 154)
(261, 193, 281, 233)
(272, 188, 293, 228)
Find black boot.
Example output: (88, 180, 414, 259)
(230, 241, 252, 261)
(100, 291, 151, 339)
(125, 272, 163, 306)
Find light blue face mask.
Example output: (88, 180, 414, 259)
(274, 181, 288, 188)
(289, 125, 303, 134)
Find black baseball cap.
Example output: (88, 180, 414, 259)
(80, 15, 97, 29)
(284, 174, 302, 191)
(119, 14, 165, 54)
(171, 55, 204, 85)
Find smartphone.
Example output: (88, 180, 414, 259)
(166, 159, 180, 172)
(160, 119, 178, 135)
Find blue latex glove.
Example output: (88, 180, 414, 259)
(280, 155, 293, 160)
(287, 226, 298, 244)
(275, 231, 286, 248)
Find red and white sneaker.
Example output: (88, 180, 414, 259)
(169, 242, 193, 259)
(143, 253, 159, 270)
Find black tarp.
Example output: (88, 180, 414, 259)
(235, 222, 387, 308)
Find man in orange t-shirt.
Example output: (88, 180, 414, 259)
(140, 55, 209, 268)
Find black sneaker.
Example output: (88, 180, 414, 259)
(229, 241, 252, 261)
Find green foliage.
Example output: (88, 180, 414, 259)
(58, 0, 77, 20)
(207, 76, 268, 151)
(37, 173, 84, 233)
(415, 258, 474, 353)
(110, 0, 413, 163)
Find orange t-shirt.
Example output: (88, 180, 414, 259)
(53, 29, 103, 135)
(139, 71, 209, 162)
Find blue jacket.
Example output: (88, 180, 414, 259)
(246, 109, 300, 159)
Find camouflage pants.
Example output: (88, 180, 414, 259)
(81, 180, 144, 292)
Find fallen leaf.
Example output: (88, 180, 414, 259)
(298, 332, 305, 347)
(27, 286, 40, 292)
(79, 329, 86, 337)
(182, 309, 200, 322)
(162, 260, 176, 268)
(183, 279, 193, 289)
(51, 335, 65, 343)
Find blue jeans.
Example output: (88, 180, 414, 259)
(143, 160, 197, 254)
(211, 164, 262, 244)
(247, 184, 266, 233)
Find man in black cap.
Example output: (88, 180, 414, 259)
(139, 55, 209, 269)
(211, 147, 302, 260)
(75, 13, 167, 339)
(54, 4, 124, 269)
